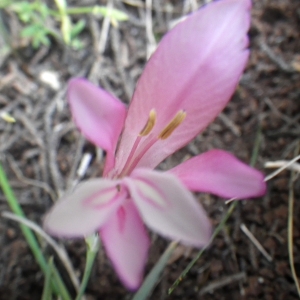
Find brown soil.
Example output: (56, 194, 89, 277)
(0, 0, 300, 299)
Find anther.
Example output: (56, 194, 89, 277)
(139, 109, 157, 136)
(158, 110, 186, 140)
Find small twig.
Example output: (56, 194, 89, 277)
(66, 136, 85, 189)
(248, 224, 259, 270)
(88, 16, 106, 82)
(199, 272, 246, 295)
(70, 152, 93, 189)
(183, 0, 198, 14)
(152, 0, 164, 30)
(145, 0, 157, 58)
(218, 113, 241, 136)
(263, 97, 293, 124)
(1, 211, 81, 294)
(224, 198, 237, 204)
(287, 145, 300, 297)
(76, 153, 93, 179)
(111, 27, 134, 101)
(260, 42, 295, 73)
(98, 0, 113, 54)
(265, 160, 300, 173)
(0, 131, 22, 152)
(7, 155, 56, 201)
(222, 227, 245, 295)
(44, 93, 65, 197)
(121, 0, 145, 8)
(264, 154, 300, 181)
(168, 201, 238, 294)
(240, 223, 272, 262)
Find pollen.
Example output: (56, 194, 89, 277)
(139, 109, 157, 136)
(158, 110, 186, 140)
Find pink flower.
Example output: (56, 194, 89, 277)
(44, 0, 266, 290)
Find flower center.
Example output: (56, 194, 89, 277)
(116, 109, 186, 178)
(139, 109, 186, 138)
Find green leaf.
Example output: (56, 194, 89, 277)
(21, 24, 40, 38)
(70, 19, 85, 38)
(39, 3, 51, 20)
(0, 0, 11, 9)
(10, 2, 34, 22)
(92, 6, 129, 21)
(35, 33, 51, 48)
(71, 38, 83, 50)
(10, 1, 31, 13)
(21, 24, 51, 48)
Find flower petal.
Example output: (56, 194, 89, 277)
(170, 150, 266, 199)
(114, 0, 251, 171)
(44, 179, 126, 237)
(125, 169, 211, 247)
(100, 200, 150, 290)
(68, 78, 127, 174)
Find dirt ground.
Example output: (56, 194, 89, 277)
(0, 0, 300, 299)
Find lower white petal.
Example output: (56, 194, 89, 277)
(44, 179, 125, 237)
(125, 169, 211, 247)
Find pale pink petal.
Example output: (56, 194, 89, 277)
(44, 179, 126, 237)
(170, 150, 266, 199)
(100, 200, 150, 290)
(114, 0, 251, 172)
(125, 169, 211, 247)
(68, 78, 127, 174)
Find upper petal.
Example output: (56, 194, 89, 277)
(68, 78, 127, 173)
(169, 150, 266, 199)
(44, 179, 126, 237)
(114, 0, 251, 171)
(100, 200, 150, 290)
(125, 169, 211, 247)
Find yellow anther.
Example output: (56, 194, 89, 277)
(158, 110, 186, 140)
(139, 109, 157, 136)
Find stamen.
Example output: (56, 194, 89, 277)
(158, 110, 186, 140)
(139, 109, 157, 136)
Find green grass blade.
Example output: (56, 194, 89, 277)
(0, 162, 71, 300)
(133, 241, 178, 300)
(42, 257, 54, 300)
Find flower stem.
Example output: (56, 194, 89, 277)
(0, 162, 71, 300)
(75, 235, 100, 300)
(133, 241, 178, 300)
(41, 257, 54, 300)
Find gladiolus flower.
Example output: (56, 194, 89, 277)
(44, 0, 266, 290)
